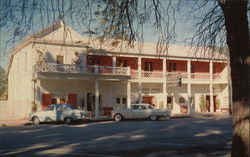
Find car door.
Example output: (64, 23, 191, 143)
(56, 104, 67, 121)
(132, 105, 147, 118)
(42, 105, 57, 122)
(144, 105, 153, 117)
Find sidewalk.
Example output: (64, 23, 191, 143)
(171, 112, 231, 118)
(0, 119, 30, 127)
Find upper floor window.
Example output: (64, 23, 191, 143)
(56, 55, 64, 64)
(168, 62, 176, 71)
(117, 60, 127, 67)
(179, 97, 186, 103)
(88, 56, 100, 65)
(191, 65, 195, 73)
(144, 61, 153, 71)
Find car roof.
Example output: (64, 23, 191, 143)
(132, 103, 151, 106)
(50, 104, 71, 106)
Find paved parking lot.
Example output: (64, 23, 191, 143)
(0, 117, 232, 157)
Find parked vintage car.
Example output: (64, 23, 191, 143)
(111, 103, 171, 121)
(29, 104, 87, 125)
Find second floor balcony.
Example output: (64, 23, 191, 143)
(33, 63, 130, 80)
(33, 63, 228, 83)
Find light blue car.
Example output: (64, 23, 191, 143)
(29, 104, 87, 125)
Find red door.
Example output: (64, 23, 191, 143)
(42, 93, 51, 110)
(206, 96, 210, 112)
(68, 94, 77, 107)
(143, 96, 154, 106)
(60, 98, 66, 104)
(213, 96, 217, 112)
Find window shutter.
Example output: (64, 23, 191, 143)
(42, 93, 51, 110)
(68, 94, 77, 107)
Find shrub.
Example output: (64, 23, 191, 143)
(199, 95, 206, 112)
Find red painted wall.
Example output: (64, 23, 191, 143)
(213, 62, 226, 74)
(167, 60, 187, 72)
(142, 58, 163, 71)
(87, 55, 112, 66)
(68, 94, 77, 107)
(116, 56, 138, 69)
(42, 93, 51, 110)
(191, 61, 209, 73)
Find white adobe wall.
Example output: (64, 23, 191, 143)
(191, 84, 210, 113)
(33, 43, 87, 64)
(100, 81, 116, 108)
(38, 79, 89, 110)
(7, 44, 34, 118)
(167, 85, 188, 114)
(214, 84, 229, 111)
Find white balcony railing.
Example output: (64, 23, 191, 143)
(191, 73, 210, 80)
(131, 70, 139, 79)
(35, 63, 130, 76)
(213, 74, 227, 80)
(141, 71, 163, 78)
(34, 63, 227, 82)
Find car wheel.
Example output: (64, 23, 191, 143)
(33, 117, 40, 125)
(150, 115, 158, 121)
(64, 117, 72, 124)
(114, 114, 123, 122)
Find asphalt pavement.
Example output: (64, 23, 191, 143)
(0, 116, 232, 157)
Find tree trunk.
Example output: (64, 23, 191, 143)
(218, 1, 250, 157)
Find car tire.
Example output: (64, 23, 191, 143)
(114, 114, 123, 122)
(64, 117, 72, 124)
(33, 117, 40, 125)
(150, 115, 158, 121)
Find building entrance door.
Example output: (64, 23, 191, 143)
(143, 96, 155, 107)
(206, 96, 210, 112)
(213, 96, 217, 112)
(167, 96, 173, 112)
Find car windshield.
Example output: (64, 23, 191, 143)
(47, 105, 54, 111)
(68, 105, 77, 110)
(138, 105, 146, 110)
(131, 105, 139, 110)
(56, 104, 67, 111)
(148, 105, 154, 109)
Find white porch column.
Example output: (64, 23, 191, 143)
(127, 81, 131, 108)
(112, 56, 116, 74)
(112, 56, 116, 67)
(95, 80, 100, 118)
(138, 57, 142, 103)
(187, 60, 191, 113)
(82, 54, 86, 72)
(209, 61, 214, 112)
(163, 58, 167, 109)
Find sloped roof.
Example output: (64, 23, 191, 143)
(82, 36, 227, 60)
(7, 21, 227, 75)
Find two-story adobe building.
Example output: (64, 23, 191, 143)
(6, 21, 230, 118)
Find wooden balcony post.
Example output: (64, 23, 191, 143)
(82, 54, 86, 73)
(112, 56, 116, 74)
(127, 67, 131, 75)
(94, 65, 98, 74)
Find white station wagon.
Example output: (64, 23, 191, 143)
(29, 104, 87, 125)
(111, 103, 170, 121)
